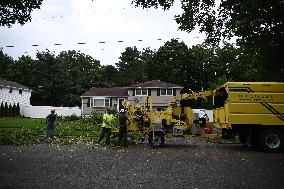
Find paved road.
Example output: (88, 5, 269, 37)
(0, 138, 284, 189)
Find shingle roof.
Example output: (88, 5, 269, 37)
(127, 80, 183, 88)
(0, 79, 31, 91)
(81, 87, 128, 97)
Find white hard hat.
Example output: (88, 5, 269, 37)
(120, 109, 125, 113)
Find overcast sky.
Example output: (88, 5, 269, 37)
(0, 0, 206, 66)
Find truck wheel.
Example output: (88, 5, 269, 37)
(148, 132, 164, 147)
(260, 129, 283, 152)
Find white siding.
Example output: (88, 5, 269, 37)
(127, 88, 182, 108)
(0, 87, 31, 105)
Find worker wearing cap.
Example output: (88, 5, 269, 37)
(46, 109, 57, 140)
(118, 109, 129, 147)
(98, 108, 115, 145)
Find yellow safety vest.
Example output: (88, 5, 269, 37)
(102, 113, 115, 128)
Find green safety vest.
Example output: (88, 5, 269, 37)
(102, 113, 115, 128)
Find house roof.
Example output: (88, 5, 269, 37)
(0, 79, 32, 91)
(81, 87, 128, 97)
(127, 80, 183, 88)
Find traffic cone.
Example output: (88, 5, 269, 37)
(204, 115, 212, 134)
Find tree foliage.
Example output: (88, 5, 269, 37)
(57, 50, 101, 106)
(115, 46, 147, 86)
(0, 102, 4, 117)
(150, 39, 194, 88)
(0, 0, 43, 27)
(99, 65, 119, 87)
(132, 0, 284, 81)
(0, 49, 14, 77)
(4, 55, 36, 87)
(3, 50, 102, 106)
(0, 39, 280, 107)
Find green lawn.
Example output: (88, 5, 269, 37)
(0, 117, 102, 145)
(0, 118, 45, 128)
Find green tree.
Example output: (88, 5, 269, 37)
(4, 102, 8, 117)
(140, 47, 156, 82)
(99, 65, 119, 87)
(208, 75, 229, 91)
(115, 46, 146, 86)
(8, 103, 12, 117)
(4, 55, 37, 87)
(0, 102, 4, 117)
(11, 103, 17, 117)
(2, 49, 103, 107)
(4, 51, 65, 106)
(218, 1, 284, 80)
(132, 0, 284, 81)
(188, 44, 218, 91)
(215, 44, 262, 82)
(57, 50, 102, 106)
(27, 50, 65, 106)
(16, 103, 20, 116)
(150, 39, 195, 88)
(0, 0, 43, 27)
(0, 49, 14, 78)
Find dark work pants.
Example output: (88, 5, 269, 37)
(119, 126, 128, 146)
(98, 127, 111, 145)
(46, 122, 55, 139)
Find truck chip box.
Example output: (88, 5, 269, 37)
(213, 82, 284, 152)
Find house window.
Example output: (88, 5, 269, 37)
(105, 99, 110, 107)
(160, 88, 173, 96)
(93, 99, 104, 107)
(9, 88, 12, 93)
(135, 88, 148, 96)
(19, 90, 22, 95)
(87, 98, 91, 107)
(92, 98, 110, 107)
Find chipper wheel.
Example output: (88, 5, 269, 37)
(148, 131, 165, 147)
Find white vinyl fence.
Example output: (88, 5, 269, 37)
(20, 105, 81, 118)
(20, 106, 212, 120)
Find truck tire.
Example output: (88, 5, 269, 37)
(148, 132, 165, 147)
(259, 129, 283, 152)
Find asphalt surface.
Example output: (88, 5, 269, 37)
(0, 138, 284, 189)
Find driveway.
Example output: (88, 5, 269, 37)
(0, 138, 284, 189)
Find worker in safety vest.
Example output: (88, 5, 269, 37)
(97, 108, 115, 145)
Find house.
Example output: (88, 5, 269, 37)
(0, 79, 32, 106)
(81, 87, 128, 115)
(80, 80, 183, 115)
(126, 80, 183, 111)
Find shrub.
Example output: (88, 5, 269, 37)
(0, 102, 3, 117)
(0, 102, 20, 117)
(90, 111, 103, 125)
(0, 127, 45, 145)
(62, 114, 80, 122)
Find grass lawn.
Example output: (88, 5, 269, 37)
(0, 117, 103, 145)
(0, 117, 45, 128)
